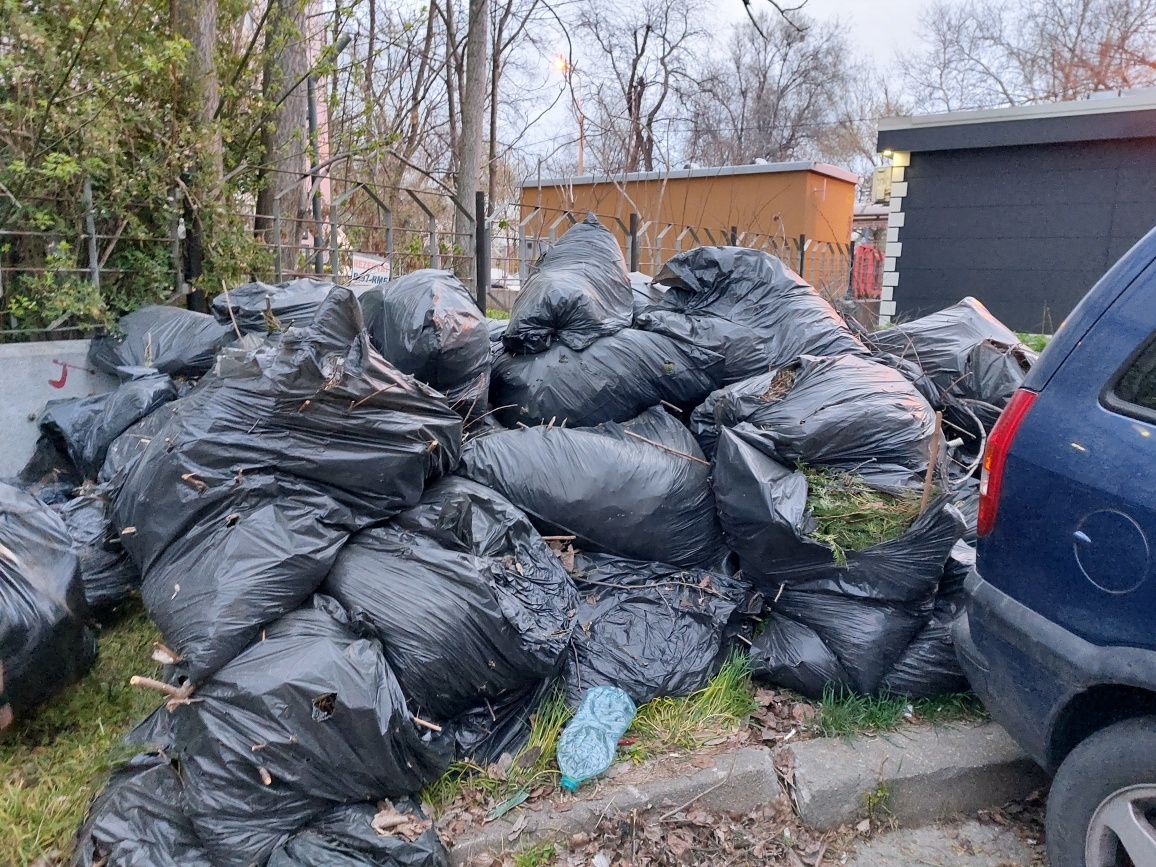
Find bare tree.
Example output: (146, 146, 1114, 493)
(255, 0, 310, 249)
(902, 0, 1156, 111)
(454, 0, 491, 250)
(686, 11, 854, 166)
(574, 0, 702, 173)
(488, 0, 544, 199)
(174, 0, 222, 185)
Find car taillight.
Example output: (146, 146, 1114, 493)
(977, 388, 1037, 538)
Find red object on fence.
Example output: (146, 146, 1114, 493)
(851, 244, 884, 299)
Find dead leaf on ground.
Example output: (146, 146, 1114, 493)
(371, 800, 431, 842)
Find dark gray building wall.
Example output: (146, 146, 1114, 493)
(896, 138, 1156, 332)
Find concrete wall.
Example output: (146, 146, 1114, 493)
(0, 340, 118, 479)
(883, 138, 1156, 331)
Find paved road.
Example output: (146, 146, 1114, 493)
(845, 819, 1044, 866)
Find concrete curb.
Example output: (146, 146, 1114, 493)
(788, 721, 1049, 830)
(448, 746, 780, 865)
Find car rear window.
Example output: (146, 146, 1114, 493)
(1114, 336, 1156, 417)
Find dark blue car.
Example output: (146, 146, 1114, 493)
(955, 225, 1156, 867)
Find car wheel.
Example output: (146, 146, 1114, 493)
(1047, 716, 1156, 867)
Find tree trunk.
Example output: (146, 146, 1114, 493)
(255, 0, 309, 273)
(454, 0, 490, 276)
(174, 0, 222, 186)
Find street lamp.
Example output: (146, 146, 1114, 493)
(553, 55, 586, 175)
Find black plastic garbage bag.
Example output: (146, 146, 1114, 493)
(951, 479, 980, 542)
(564, 554, 759, 705)
(98, 400, 182, 484)
(879, 541, 973, 698)
(690, 355, 935, 486)
(113, 288, 462, 683)
(868, 297, 1033, 402)
(870, 300, 1035, 450)
(486, 317, 508, 344)
(267, 801, 448, 867)
(36, 372, 178, 480)
(714, 426, 963, 584)
(713, 427, 828, 576)
(630, 271, 666, 320)
(58, 487, 139, 609)
(171, 596, 452, 866)
(713, 429, 965, 696)
(953, 339, 1035, 441)
(360, 270, 490, 418)
(503, 214, 633, 354)
(748, 613, 852, 698)
(449, 677, 557, 765)
(72, 752, 213, 867)
(490, 327, 724, 428)
(0, 482, 96, 713)
(90, 305, 234, 379)
(213, 277, 334, 333)
(635, 246, 867, 383)
(461, 407, 727, 568)
(324, 477, 576, 719)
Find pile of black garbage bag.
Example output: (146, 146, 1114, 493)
(0, 216, 1039, 865)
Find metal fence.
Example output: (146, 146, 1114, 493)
(509, 205, 861, 305)
(1, 182, 873, 341)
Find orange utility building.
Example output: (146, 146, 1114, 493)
(518, 161, 859, 280)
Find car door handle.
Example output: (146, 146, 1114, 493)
(1073, 531, 1092, 545)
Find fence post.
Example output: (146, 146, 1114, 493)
(797, 233, 807, 278)
(183, 184, 207, 312)
(82, 177, 100, 290)
(474, 190, 489, 312)
(628, 212, 640, 272)
(272, 196, 284, 283)
(306, 74, 324, 276)
(384, 208, 394, 277)
(329, 202, 340, 278)
(846, 242, 857, 299)
(169, 186, 183, 298)
(428, 214, 440, 269)
(729, 225, 737, 246)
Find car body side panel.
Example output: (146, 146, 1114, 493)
(978, 254, 1156, 650)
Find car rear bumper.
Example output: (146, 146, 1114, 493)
(954, 570, 1096, 771)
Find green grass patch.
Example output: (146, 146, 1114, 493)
(814, 686, 986, 739)
(424, 655, 756, 815)
(1016, 331, 1050, 352)
(486, 308, 511, 320)
(423, 686, 572, 815)
(626, 653, 755, 754)
(803, 466, 924, 566)
(0, 603, 161, 865)
(513, 841, 558, 867)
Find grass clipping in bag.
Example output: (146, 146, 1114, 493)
(802, 466, 925, 566)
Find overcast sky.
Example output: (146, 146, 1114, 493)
(713, 0, 929, 71)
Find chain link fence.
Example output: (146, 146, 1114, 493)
(2, 182, 874, 342)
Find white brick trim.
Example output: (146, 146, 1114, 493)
(879, 151, 910, 327)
